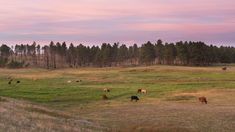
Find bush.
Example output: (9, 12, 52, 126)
(0, 58, 8, 67)
(7, 61, 25, 68)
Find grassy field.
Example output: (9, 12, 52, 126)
(0, 66, 235, 131)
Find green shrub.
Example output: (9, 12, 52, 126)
(0, 58, 8, 67)
(7, 60, 25, 68)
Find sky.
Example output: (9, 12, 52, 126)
(0, 0, 234, 46)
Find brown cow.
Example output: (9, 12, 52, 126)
(137, 89, 142, 93)
(102, 94, 108, 100)
(76, 80, 82, 82)
(222, 67, 227, 71)
(198, 97, 207, 104)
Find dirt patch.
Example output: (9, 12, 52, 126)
(0, 107, 7, 113)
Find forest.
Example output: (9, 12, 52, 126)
(0, 40, 235, 69)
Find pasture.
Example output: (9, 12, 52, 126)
(0, 66, 235, 131)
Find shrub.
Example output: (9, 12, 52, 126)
(0, 58, 8, 67)
(7, 60, 25, 68)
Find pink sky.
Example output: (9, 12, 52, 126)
(0, 0, 234, 45)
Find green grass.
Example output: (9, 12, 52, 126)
(0, 66, 235, 108)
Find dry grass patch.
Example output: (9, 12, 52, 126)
(25, 107, 71, 119)
(0, 97, 7, 102)
(0, 97, 104, 132)
(165, 89, 235, 105)
(165, 95, 196, 101)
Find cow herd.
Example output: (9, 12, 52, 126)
(6, 76, 210, 104)
(6, 78, 208, 104)
(100, 67, 228, 103)
(102, 88, 208, 104)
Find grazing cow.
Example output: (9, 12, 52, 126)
(8, 79, 13, 85)
(141, 89, 147, 94)
(222, 67, 227, 71)
(102, 94, 108, 100)
(76, 80, 82, 82)
(67, 80, 72, 83)
(137, 89, 147, 94)
(16, 81, 20, 84)
(137, 89, 142, 93)
(131, 96, 139, 102)
(198, 97, 207, 104)
(103, 88, 110, 92)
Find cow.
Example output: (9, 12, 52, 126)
(137, 89, 142, 93)
(103, 88, 110, 92)
(222, 67, 227, 71)
(198, 97, 207, 104)
(131, 96, 139, 102)
(67, 80, 72, 83)
(102, 94, 108, 100)
(8, 79, 13, 85)
(137, 89, 147, 94)
(141, 89, 147, 94)
(76, 80, 82, 82)
(16, 81, 20, 84)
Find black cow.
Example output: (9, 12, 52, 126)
(16, 81, 20, 84)
(131, 96, 139, 102)
(8, 79, 13, 85)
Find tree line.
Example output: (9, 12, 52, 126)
(0, 40, 235, 69)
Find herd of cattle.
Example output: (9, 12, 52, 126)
(7, 66, 229, 105)
(100, 65, 228, 104)
(7, 77, 208, 104)
(102, 88, 208, 104)
(6, 78, 209, 104)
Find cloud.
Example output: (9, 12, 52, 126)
(0, 0, 234, 45)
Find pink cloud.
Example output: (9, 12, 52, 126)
(127, 23, 235, 34)
(0, 0, 235, 45)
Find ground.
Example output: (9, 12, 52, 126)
(0, 66, 235, 131)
